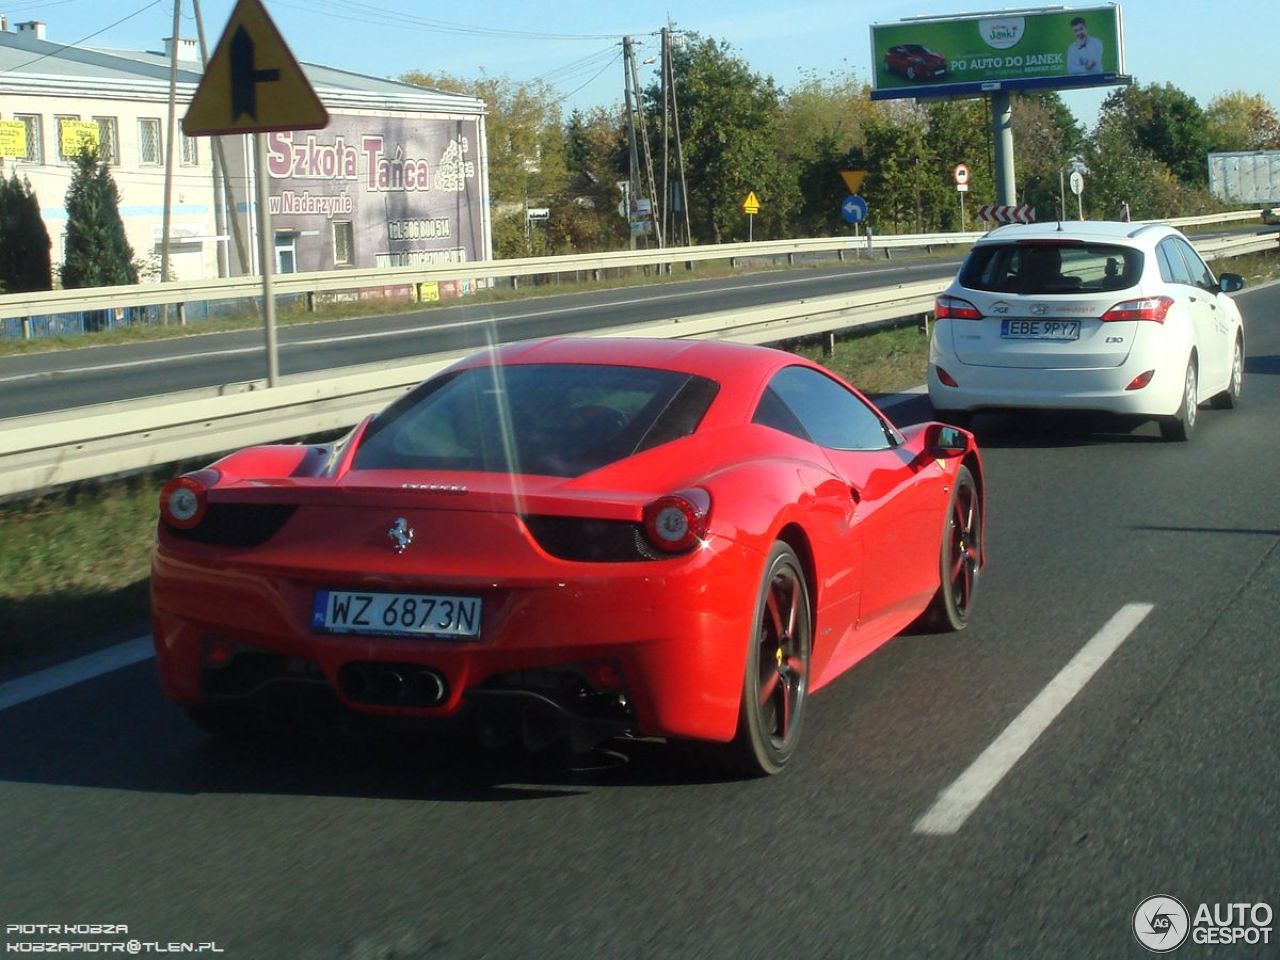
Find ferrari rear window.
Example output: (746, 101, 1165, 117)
(353, 363, 718, 478)
(959, 242, 1143, 294)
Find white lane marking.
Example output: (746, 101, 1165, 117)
(0, 636, 154, 712)
(914, 602, 1155, 835)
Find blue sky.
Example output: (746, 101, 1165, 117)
(14, 0, 1280, 129)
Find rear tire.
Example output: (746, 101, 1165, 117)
(914, 466, 980, 633)
(722, 542, 812, 777)
(1159, 357, 1198, 441)
(1210, 336, 1243, 409)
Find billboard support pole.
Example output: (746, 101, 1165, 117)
(991, 91, 1016, 207)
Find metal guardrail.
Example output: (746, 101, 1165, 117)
(0, 230, 1274, 500)
(0, 232, 980, 324)
(0, 208, 1266, 324)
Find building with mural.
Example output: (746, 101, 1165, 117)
(0, 18, 491, 283)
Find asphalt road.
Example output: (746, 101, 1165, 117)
(0, 283, 1277, 958)
(0, 257, 958, 417)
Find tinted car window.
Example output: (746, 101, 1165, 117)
(1172, 237, 1215, 289)
(1157, 238, 1194, 285)
(354, 364, 717, 477)
(756, 366, 891, 451)
(959, 242, 1142, 294)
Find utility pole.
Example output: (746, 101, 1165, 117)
(661, 26, 670, 248)
(627, 44, 663, 247)
(193, 0, 250, 277)
(159, 0, 182, 321)
(622, 36, 640, 251)
(668, 25, 692, 248)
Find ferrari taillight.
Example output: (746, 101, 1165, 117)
(1102, 296, 1174, 323)
(935, 295, 983, 320)
(159, 470, 218, 530)
(642, 489, 711, 554)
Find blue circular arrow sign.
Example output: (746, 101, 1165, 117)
(841, 194, 868, 224)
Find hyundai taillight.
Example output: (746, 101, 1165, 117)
(1102, 296, 1174, 323)
(1125, 370, 1156, 391)
(642, 489, 711, 554)
(159, 470, 219, 530)
(935, 295, 983, 320)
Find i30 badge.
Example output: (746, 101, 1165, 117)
(387, 518, 415, 553)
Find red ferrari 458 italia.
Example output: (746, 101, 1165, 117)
(152, 338, 985, 775)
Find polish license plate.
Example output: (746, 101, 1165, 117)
(311, 590, 482, 639)
(1001, 318, 1081, 340)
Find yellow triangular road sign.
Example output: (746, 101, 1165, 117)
(840, 170, 867, 194)
(742, 191, 761, 215)
(183, 0, 328, 137)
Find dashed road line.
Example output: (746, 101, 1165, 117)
(0, 636, 153, 712)
(914, 602, 1155, 835)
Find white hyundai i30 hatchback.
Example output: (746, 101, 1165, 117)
(928, 221, 1245, 440)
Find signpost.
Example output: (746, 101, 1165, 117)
(1069, 170, 1084, 220)
(841, 195, 868, 224)
(954, 163, 970, 229)
(742, 191, 761, 241)
(183, 0, 329, 388)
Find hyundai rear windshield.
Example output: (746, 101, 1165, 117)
(959, 243, 1143, 294)
(353, 363, 719, 478)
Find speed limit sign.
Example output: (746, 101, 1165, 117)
(953, 163, 971, 186)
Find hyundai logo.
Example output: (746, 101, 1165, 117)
(1031, 304, 1048, 316)
(387, 518, 415, 553)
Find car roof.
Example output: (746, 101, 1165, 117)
(453, 336, 812, 387)
(976, 220, 1173, 246)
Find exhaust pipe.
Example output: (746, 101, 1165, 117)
(338, 662, 447, 707)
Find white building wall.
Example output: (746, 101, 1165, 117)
(1, 90, 223, 283)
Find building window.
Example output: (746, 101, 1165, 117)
(181, 134, 198, 166)
(15, 114, 42, 163)
(274, 232, 297, 274)
(333, 221, 354, 265)
(138, 118, 162, 165)
(93, 117, 119, 164)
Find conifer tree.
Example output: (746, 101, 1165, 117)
(0, 171, 52, 293)
(60, 148, 138, 289)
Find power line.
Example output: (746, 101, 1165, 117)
(273, 0, 631, 42)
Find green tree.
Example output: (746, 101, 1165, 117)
(1205, 91, 1280, 151)
(647, 34, 796, 243)
(855, 104, 930, 234)
(401, 71, 568, 212)
(775, 69, 874, 236)
(0, 171, 52, 293)
(926, 99, 992, 231)
(559, 106, 629, 251)
(61, 148, 138, 289)
(1097, 83, 1210, 185)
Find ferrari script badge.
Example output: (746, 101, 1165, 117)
(387, 518, 415, 553)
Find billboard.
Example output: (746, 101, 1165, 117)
(871, 6, 1126, 100)
(1208, 152, 1280, 204)
(262, 115, 486, 271)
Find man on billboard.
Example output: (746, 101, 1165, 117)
(1066, 15, 1103, 74)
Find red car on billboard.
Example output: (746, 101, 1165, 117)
(885, 44, 949, 81)
(152, 338, 985, 775)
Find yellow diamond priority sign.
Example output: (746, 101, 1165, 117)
(183, 0, 328, 137)
(742, 191, 761, 216)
